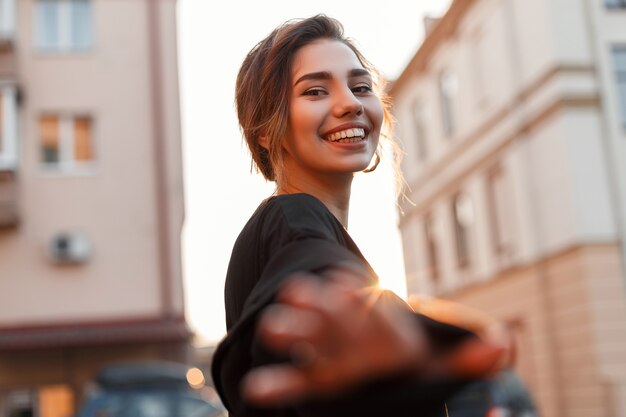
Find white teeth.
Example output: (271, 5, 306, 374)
(325, 128, 365, 142)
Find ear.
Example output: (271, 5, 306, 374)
(258, 135, 269, 150)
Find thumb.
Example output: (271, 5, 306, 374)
(445, 338, 506, 378)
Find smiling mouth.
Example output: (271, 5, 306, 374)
(323, 128, 366, 143)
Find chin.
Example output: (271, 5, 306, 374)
(334, 159, 376, 174)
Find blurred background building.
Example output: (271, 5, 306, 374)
(0, 0, 189, 415)
(391, 0, 626, 416)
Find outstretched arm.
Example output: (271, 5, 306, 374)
(243, 264, 508, 408)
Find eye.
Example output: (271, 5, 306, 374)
(352, 84, 373, 94)
(302, 88, 327, 96)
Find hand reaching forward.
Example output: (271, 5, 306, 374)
(242, 265, 508, 406)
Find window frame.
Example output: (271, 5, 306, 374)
(605, 0, 626, 9)
(451, 192, 473, 269)
(411, 98, 429, 161)
(1, 384, 75, 417)
(485, 163, 518, 269)
(34, 0, 93, 53)
(486, 164, 508, 255)
(0, 83, 19, 170)
(423, 212, 440, 288)
(612, 45, 626, 129)
(0, 0, 16, 40)
(438, 70, 457, 138)
(39, 113, 97, 176)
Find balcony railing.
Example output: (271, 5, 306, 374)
(0, 0, 16, 50)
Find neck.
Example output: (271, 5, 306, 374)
(276, 173, 353, 228)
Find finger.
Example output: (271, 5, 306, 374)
(280, 269, 371, 320)
(257, 304, 325, 353)
(322, 262, 372, 288)
(481, 322, 513, 351)
(242, 365, 313, 406)
(278, 275, 323, 308)
(444, 338, 506, 378)
(478, 322, 514, 369)
(280, 276, 362, 326)
(272, 279, 366, 358)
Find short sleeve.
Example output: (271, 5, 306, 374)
(224, 194, 359, 330)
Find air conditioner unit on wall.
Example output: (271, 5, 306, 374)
(48, 232, 91, 264)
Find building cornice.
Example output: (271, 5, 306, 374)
(436, 241, 621, 300)
(0, 315, 191, 351)
(147, 0, 175, 319)
(388, 0, 478, 98)
(398, 64, 597, 223)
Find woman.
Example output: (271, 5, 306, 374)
(211, 15, 505, 417)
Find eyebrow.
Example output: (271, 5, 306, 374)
(293, 68, 371, 86)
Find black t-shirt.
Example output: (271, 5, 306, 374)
(212, 193, 473, 417)
(224, 193, 375, 330)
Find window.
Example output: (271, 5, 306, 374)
(606, 0, 626, 8)
(39, 114, 95, 172)
(411, 100, 428, 161)
(452, 193, 473, 268)
(0, 85, 18, 169)
(3, 389, 35, 417)
(0, 92, 3, 154)
(486, 165, 514, 256)
(0, 0, 16, 39)
(469, 29, 487, 107)
(39, 385, 75, 417)
(438, 70, 457, 137)
(2, 385, 74, 417)
(35, 0, 92, 51)
(424, 213, 440, 286)
(613, 47, 626, 128)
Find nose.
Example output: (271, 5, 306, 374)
(333, 88, 364, 118)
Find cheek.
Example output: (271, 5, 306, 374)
(367, 99, 384, 134)
(288, 103, 320, 137)
(283, 113, 317, 156)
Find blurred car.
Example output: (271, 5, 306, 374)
(446, 369, 539, 417)
(407, 296, 539, 417)
(76, 361, 226, 417)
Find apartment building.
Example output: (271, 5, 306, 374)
(0, 0, 188, 415)
(390, 0, 626, 416)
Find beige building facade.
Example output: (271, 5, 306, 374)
(0, 0, 188, 415)
(390, 0, 626, 416)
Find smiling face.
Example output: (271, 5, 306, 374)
(278, 39, 383, 187)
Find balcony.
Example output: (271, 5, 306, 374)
(0, 0, 16, 52)
(0, 83, 18, 228)
(0, 168, 17, 227)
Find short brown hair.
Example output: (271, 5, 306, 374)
(235, 14, 395, 182)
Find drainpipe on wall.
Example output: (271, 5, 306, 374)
(147, 0, 174, 320)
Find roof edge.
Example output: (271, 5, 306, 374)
(388, 0, 478, 98)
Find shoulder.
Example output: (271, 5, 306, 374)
(262, 193, 340, 239)
(268, 193, 335, 224)
(233, 193, 341, 249)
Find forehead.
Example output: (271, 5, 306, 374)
(291, 39, 365, 79)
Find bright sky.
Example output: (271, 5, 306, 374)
(177, 0, 452, 344)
